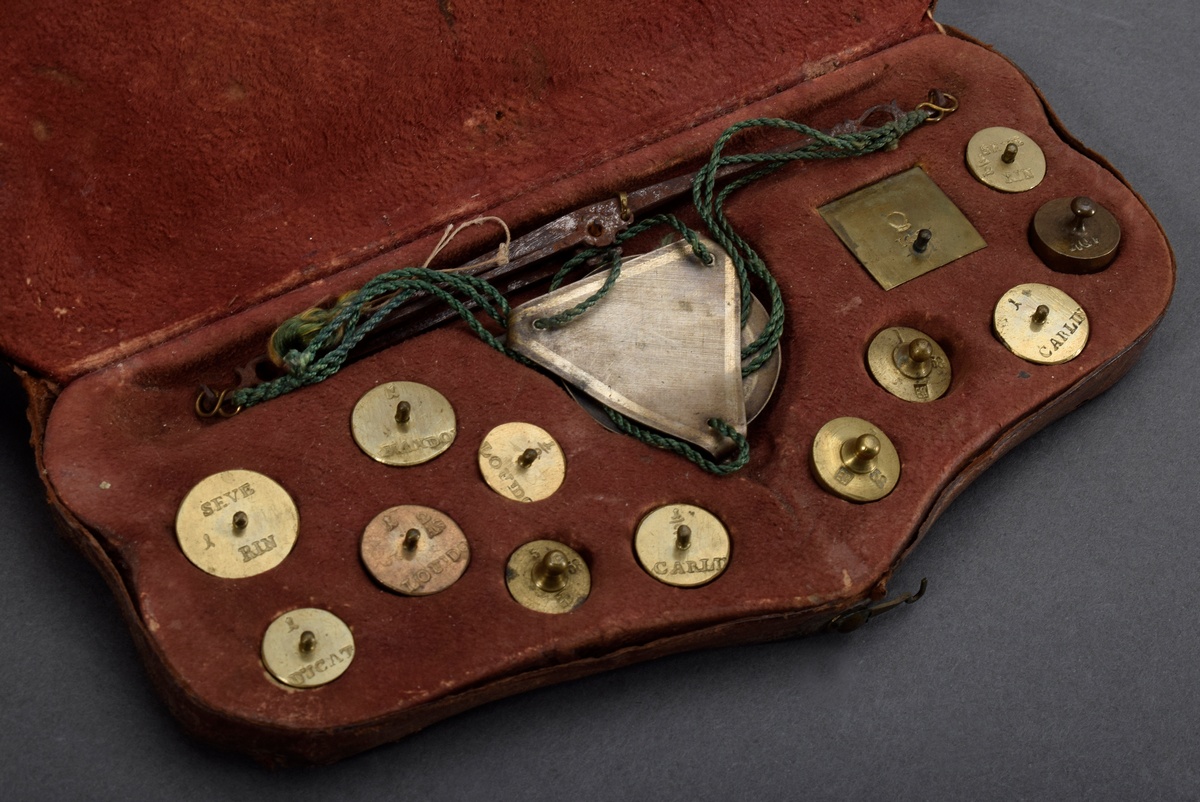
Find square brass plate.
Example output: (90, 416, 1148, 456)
(818, 166, 986, 290)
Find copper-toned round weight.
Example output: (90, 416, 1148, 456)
(478, 422, 565, 502)
(1030, 196, 1121, 274)
(351, 381, 457, 466)
(175, 469, 299, 579)
(360, 505, 470, 596)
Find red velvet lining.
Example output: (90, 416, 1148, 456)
(1, 0, 932, 381)
(37, 32, 1173, 761)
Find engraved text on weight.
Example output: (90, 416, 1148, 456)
(378, 429, 455, 458)
(287, 644, 355, 686)
(199, 482, 255, 516)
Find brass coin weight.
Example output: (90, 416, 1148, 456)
(478, 422, 566, 502)
(175, 469, 299, 579)
(993, 283, 1089, 365)
(360, 505, 470, 595)
(261, 608, 355, 688)
(634, 504, 731, 588)
(866, 326, 952, 402)
(1030, 196, 1121, 274)
(811, 417, 901, 503)
(351, 381, 457, 466)
(506, 539, 591, 614)
(966, 127, 1046, 192)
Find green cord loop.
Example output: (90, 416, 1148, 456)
(533, 214, 711, 330)
(231, 104, 934, 474)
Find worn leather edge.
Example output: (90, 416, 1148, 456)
(870, 22, 1180, 592)
(11, 301, 1161, 766)
(889, 314, 1164, 588)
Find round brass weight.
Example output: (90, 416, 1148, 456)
(993, 283, 1089, 365)
(351, 381, 457, 466)
(175, 469, 299, 579)
(1030, 196, 1121, 274)
(866, 326, 951, 403)
(361, 505, 470, 596)
(261, 607, 355, 688)
(478, 422, 565, 502)
(966, 127, 1046, 193)
(811, 417, 901, 503)
(506, 540, 591, 614)
(634, 504, 730, 588)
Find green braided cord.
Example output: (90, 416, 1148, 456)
(602, 406, 750, 476)
(534, 214, 712, 329)
(533, 248, 623, 330)
(691, 109, 931, 375)
(231, 268, 530, 407)
(231, 106, 932, 475)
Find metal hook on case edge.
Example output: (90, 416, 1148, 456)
(829, 578, 928, 633)
(917, 90, 959, 122)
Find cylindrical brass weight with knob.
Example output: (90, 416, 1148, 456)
(1030, 196, 1121, 273)
(866, 326, 951, 402)
(506, 539, 591, 613)
(811, 417, 901, 503)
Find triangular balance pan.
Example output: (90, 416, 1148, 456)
(507, 237, 746, 455)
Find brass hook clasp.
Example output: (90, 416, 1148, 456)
(617, 191, 633, 223)
(195, 386, 243, 419)
(829, 578, 928, 633)
(917, 90, 959, 122)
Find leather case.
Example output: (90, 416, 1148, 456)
(1, 0, 1174, 764)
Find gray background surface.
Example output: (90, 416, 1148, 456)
(2, 1, 1197, 799)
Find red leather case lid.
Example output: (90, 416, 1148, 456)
(1, 0, 932, 381)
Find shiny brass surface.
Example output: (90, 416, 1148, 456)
(508, 236, 746, 456)
(261, 608, 355, 688)
(811, 417, 901, 503)
(819, 166, 987, 290)
(966, 126, 1046, 192)
(360, 505, 470, 596)
(506, 540, 590, 614)
(867, 326, 952, 402)
(478, 422, 566, 502)
(634, 504, 730, 588)
(175, 469, 299, 579)
(1030, 196, 1121, 273)
(993, 283, 1089, 365)
(351, 381, 456, 466)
